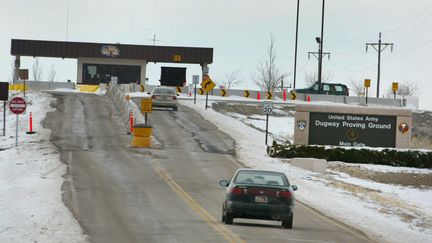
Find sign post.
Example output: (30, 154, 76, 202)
(192, 75, 199, 105)
(263, 101, 273, 152)
(2, 101, 5, 136)
(201, 75, 216, 110)
(0, 82, 9, 136)
(9, 97, 27, 147)
(392, 82, 399, 99)
(364, 79, 371, 105)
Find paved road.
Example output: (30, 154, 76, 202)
(44, 92, 374, 243)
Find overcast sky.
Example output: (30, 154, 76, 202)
(1, 0, 432, 109)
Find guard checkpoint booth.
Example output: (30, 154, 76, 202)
(10, 39, 213, 85)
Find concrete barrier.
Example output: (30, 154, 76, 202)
(77, 85, 99, 92)
(290, 158, 327, 173)
(106, 83, 145, 128)
(9, 84, 28, 91)
(133, 84, 416, 108)
(14, 81, 75, 90)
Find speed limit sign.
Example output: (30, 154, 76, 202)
(263, 102, 273, 114)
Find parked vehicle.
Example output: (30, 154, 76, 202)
(292, 82, 349, 96)
(219, 169, 298, 229)
(150, 86, 179, 111)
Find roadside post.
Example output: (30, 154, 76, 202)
(9, 96, 27, 147)
(192, 75, 199, 105)
(0, 82, 9, 136)
(141, 97, 152, 125)
(263, 101, 273, 153)
(26, 112, 36, 134)
(364, 79, 371, 105)
(392, 82, 399, 99)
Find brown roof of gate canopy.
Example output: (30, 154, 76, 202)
(11, 39, 213, 64)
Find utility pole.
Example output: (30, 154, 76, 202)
(317, 0, 326, 94)
(366, 32, 394, 97)
(148, 34, 161, 46)
(308, 45, 330, 85)
(293, 0, 300, 89)
(66, 0, 70, 41)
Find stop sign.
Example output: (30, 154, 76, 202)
(9, 97, 27, 115)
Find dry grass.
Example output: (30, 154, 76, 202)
(410, 136, 432, 150)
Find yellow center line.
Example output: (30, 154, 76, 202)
(156, 168, 246, 243)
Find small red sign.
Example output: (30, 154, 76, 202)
(9, 97, 27, 115)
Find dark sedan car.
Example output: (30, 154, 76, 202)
(219, 169, 298, 228)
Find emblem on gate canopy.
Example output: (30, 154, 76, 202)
(399, 123, 409, 134)
(297, 120, 307, 131)
(100, 45, 120, 57)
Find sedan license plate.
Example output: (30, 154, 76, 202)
(255, 196, 268, 203)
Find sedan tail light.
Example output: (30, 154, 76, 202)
(151, 95, 156, 99)
(230, 187, 244, 195)
(172, 96, 177, 100)
(278, 190, 292, 199)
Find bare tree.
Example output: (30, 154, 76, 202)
(7, 60, 15, 83)
(386, 81, 419, 97)
(32, 58, 43, 81)
(252, 35, 283, 92)
(349, 79, 365, 96)
(222, 69, 241, 89)
(48, 65, 57, 82)
(303, 71, 333, 87)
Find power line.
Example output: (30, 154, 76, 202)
(329, 63, 376, 73)
(382, 2, 432, 33)
(393, 10, 432, 44)
(327, 54, 367, 71)
(330, 34, 379, 54)
(298, 59, 310, 72)
(393, 38, 432, 54)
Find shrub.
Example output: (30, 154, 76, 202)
(269, 142, 432, 169)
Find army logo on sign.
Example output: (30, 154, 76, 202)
(297, 120, 307, 131)
(346, 129, 359, 141)
(399, 123, 409, 134)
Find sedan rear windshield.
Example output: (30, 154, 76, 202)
(153, 88, 176, 95)
(234, 171, 288, 186)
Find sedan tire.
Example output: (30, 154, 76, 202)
(282, 214, 293, 229)
(225, 212, 233, 225)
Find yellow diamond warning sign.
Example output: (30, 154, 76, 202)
(201, 75, 216, 93)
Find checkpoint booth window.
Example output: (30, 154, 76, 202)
(83, 63, 141, 84)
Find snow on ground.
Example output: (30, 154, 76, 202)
(226, 113, 295, 142)
(180, 98, 432, 243)
(0, 92, 86, 242)
(2, 89, 430, 242)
